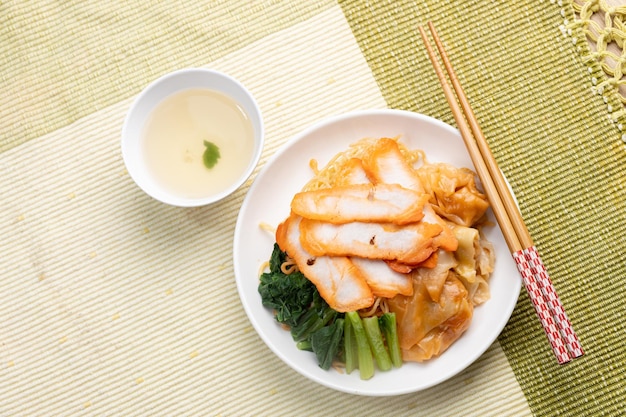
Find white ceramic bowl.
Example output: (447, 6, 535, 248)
(233, 109, 521, 396)
(121, 68, 264, 206)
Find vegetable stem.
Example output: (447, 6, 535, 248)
(296, 340, 312, 351)
(346, 311, 374, 380)
(363, 316, 392, 372)
(379, 312, 402, 368)
(343, 316, 358, 374)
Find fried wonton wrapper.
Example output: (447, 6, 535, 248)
(416, 162, 489, 227)
(418, 249, 458, 303)
(388, 273, 473, 362)
(452, 225, 495, 305)
(291, 183, 429, 225)
(276, 214, 374, 312)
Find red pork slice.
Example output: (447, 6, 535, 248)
(291, 183, 428, 225)
(422, 204, 458, 252)
(299, 217, 443, 265)
(334, 158, 372, 186)
(382, 206, 458, 273)
(350, 257, 413, 298)
(276, 214, 374, 312)
(386, 250, 439, 274)
(362, 138, 425, 193)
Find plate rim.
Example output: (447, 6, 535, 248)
(233, 108, 521, 396)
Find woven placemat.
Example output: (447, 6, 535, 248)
(1, 4, 530, 416)
(0, 0, 333, 154)
(1, 0, 624, 415)
(340, 0, 626, 415)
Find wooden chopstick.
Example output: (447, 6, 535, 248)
(417, 24, 569, 364)
(419, 22, 584, 363)
(424, 22, 584, 361)
(425, 22, 528, 248)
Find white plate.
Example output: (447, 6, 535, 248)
(233, 109, 521, 396)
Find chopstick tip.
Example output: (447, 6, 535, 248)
(427, 21, 438, 35)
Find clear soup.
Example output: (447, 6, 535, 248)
(142, 88, 255, 199)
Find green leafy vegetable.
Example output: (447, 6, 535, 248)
(258, 244, 315, 328)
(310, 318, 344, 370)
(258, 244, 347, 370)
(202, 140, 220, 169)
(268, 243, 284, 273)
(379, 313, 402, 368)
(363, 316, 392, 372)
(290, 292, 337, 342)
(258, 245, 405, 376)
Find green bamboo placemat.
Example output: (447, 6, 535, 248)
(340, 0, 626, 415)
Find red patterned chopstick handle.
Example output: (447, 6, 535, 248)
(512, 250, 571, 364)
(524, 246, 584, 359)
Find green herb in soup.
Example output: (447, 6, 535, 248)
(202, 140, 221, 169)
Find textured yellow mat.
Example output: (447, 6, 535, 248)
(1, 1, 624, 416)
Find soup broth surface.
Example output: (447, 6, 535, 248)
(142, 88, 254, 199)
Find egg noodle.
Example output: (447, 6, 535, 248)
(303, 136, 425, 192)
